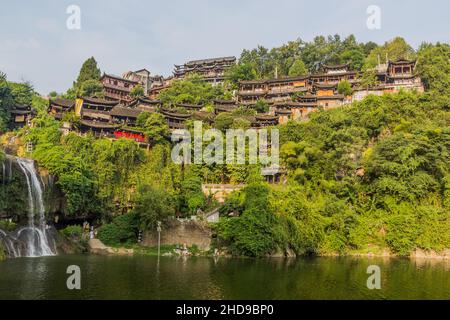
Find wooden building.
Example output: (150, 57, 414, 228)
(76, 97, 118, 136)
(174, 56, 236, 85)
(214, 99, 237, 114)
(266, 76, 309, 103)
(48, 99, 75, 120)
(176, 103, 203, 112)
(129, 97, 161, 113)
(252, 114, 279, 128)
(122, 69, 152, 94)
(353, 59, 424, 101)
(101, 73, 139, 104)
(8, 104, 35, 128)
(160, 108, 192, 129)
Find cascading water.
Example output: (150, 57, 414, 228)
(15, 158, 56, 257)
(0, 157, 56, 258)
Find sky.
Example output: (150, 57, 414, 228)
(0, 0, 449, 95)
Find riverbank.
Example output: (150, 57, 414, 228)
(84, 238, 450, 261)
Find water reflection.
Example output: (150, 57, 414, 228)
(0, 255, 448, 300)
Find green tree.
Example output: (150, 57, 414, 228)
(253, 100, 269, 113)
(75, 57, 101, 88)
(0, 71, 12, 132)
(225, 63, 257, 88)
(79, 79, 104, 97)
(359, 68, 378, 89)
(137, 112, 170, 144)
(214, 112, 235, 131)
(288, 59, 308, 76)
(9, 81, 33, 106)
(365, 37, 415, 68)
(159, 74, 226, 107)
(132, 185, 175, 230)
(416, 42, 450, 92)
(130, 84, 145, 98)
(337, 80, 353, 96)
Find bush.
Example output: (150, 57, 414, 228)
(97, 213, 139, 246)
(0, 220, 17, 232)
(60, 225, 83, 238)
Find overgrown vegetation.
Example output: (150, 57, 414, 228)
(217, 90, 450, 257)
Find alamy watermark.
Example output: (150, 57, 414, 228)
(66, 265, 81, 290)
(366, 5, 381, 30)
(171, 121, 280, 175)
(366, 265, 381, 290)
(66, 5, 81, 30)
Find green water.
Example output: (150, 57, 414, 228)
(0, 255, 448, 299)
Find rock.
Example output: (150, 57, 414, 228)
(88, 239, 133, 256)
(88, 239, 110, 255)
(410, 249, 450, 260)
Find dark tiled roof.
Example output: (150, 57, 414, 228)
(316, 94, 345, 100)
(101, 73, 139, 84)
(50, 99, 75, 108)
(110, 106, 142, 118)
(267, 76, 309, 84)
(81, 96, 119, 106)
(388, 59, 416, 66)
(79, 120, 121, 129)
(176, 103, 203, 109)
(185, 56, 236, 66)
(160, 108, 192, 119)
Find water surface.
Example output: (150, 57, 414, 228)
(0, 255, 448, 299)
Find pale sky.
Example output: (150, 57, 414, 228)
(0, 0, 448, 94)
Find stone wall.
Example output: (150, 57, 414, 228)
(142, 219, 212, 251)
(202, 184, 245, 203)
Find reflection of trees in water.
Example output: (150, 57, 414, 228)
(0, 255, 448, 299)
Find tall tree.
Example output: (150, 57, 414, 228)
(0, 72, 12, 132)
(416, 42, 450, 92)
(74, 57, 101, 89)
(130, 84, 145, 98)
(364, 37, 415, 68)
(79, 79, 104, 97)
(288, 59, 308, 76)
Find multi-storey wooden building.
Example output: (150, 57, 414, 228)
(214, 99, 238, 114)
(48, 99, 75, 120)
(122, 69, 153, 94)
(8, 104, 36, 128)
(173, 56, 236, 85)
(101, 73, 139, 104)
(240, 59, 424, 122)
(353, 59, 424, 101)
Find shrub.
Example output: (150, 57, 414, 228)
(97, 213, 139, 246)
(60, 225, 83, 239)
(0, 220, 17, 232)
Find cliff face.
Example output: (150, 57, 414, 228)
(143, 219, 213, 251)
(0, 155, 68, 223)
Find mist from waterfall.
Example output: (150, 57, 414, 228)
(0, 157, 56, 258)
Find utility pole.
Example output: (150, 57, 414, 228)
(157, 221, 162, 258)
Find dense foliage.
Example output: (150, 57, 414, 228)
(217, 91, 450, 256)
(227, 35, 378, 84)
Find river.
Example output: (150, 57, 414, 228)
(0, 255, 448, 299)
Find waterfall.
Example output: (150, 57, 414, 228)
(14, 158, 56, 257)
(0, 230, 20, 258)
(2, 162, 5, 185)
(0, 157, 57, 258)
